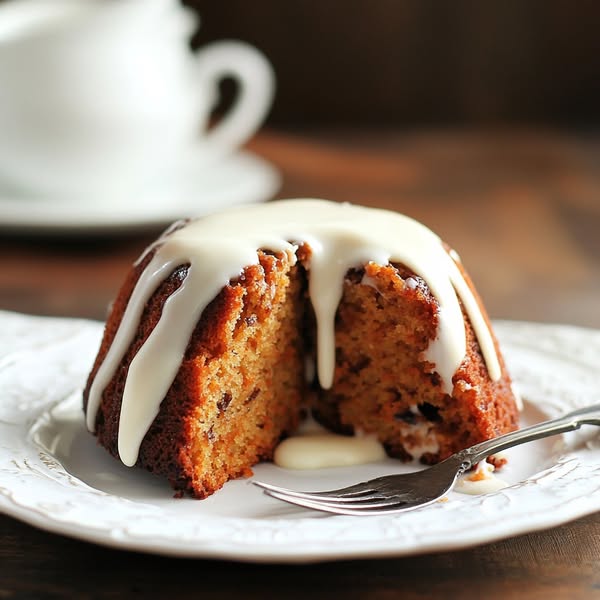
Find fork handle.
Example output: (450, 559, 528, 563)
(457, 403, 600, 469)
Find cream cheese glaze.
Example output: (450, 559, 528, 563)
(86, 199, 501, 467)
(455, 459, 509, 495)
(274, 432, 386, 469)
(273, 411, 387, 469)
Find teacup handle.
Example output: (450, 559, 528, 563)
(194, 40, 274, 157)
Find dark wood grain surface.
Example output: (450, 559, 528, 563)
(1, 0, 598, 129)
(1, 128, 599, 598)
(190, 1, 600, 126)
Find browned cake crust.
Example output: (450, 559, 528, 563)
(313, 260, 518, 464)
(84, 243, 518, 498)
(84, 247, 308, 498)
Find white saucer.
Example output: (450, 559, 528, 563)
(0, 150, 281, 234)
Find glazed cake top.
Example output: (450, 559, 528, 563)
(86, 199, 501, 466)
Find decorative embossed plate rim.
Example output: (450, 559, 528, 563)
(0, 310, 599, 563)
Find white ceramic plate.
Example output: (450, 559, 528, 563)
(1, 310, 599, 563)
(0, 150, 280, 234)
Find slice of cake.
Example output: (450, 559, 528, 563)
(83, 199, 519, 498)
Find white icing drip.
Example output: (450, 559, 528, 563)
(86, 251, 184, 436)
(511, 381, 524, 411)
(133, 219, 188, 267)
(455, 460, 509, 495)
(274, 415, 386, 469)
(86, 199, 502, 467)
(449, 248, 461, 263)
(446, 258, 501, 381)
(274, 432, 386, 470)
(404, 277, 418, 290)
(360, 272, 380, 290)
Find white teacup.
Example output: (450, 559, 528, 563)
(0, 0, 274, 202)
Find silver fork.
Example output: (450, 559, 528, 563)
(253, 403, 600, 516)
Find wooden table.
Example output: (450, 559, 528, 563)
(1, 129, 599, 598)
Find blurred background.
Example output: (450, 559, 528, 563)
(190, 0, 600, 127)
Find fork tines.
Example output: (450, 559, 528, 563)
(253, 480, 414, 515)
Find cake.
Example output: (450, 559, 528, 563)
(83, 199, 519, 498)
